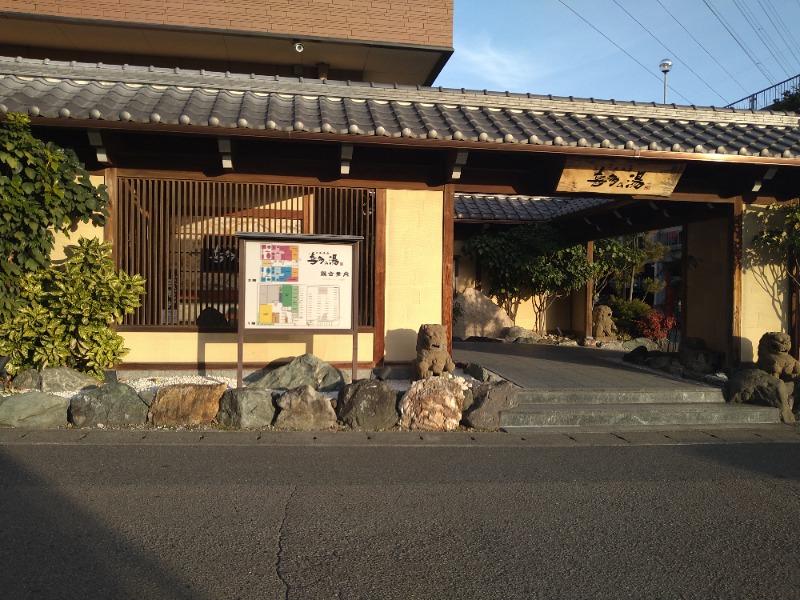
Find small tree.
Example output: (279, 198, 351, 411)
(462, 223, 592, 333)
(751, 202, 800, 288)
(0, 113, 108, 318)
(0, 238, 145, 377)
(593, 234, 669, 302)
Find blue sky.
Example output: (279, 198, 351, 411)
(434, 0, 800, 107)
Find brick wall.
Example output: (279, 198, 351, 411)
(0, 0, 453, 47)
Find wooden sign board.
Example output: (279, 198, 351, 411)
(556, 158, 685, 197)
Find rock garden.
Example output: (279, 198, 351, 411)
(0, 325, 519, 432)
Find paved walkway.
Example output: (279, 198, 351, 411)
(452, 341, 717, 390)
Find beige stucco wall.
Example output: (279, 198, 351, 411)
(122, 331, 374, 364)
(384, 189, 444, 361)
(685, 217, 729, 355)
(740, 205, 790, 362)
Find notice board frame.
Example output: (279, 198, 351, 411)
(235, 233, 363, 388)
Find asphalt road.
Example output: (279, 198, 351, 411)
(1, 431, 799, 599)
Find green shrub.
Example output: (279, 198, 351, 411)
(0, 238, 144, 377)
(605, 295, 651, 338)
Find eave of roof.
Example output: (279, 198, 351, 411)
(1, 56, 799, 164)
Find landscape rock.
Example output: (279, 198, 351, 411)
(399, 377, 464, 431)
(217, 388, 276, 429)
(149, 382, 227, 426)
(463, 363, 502, 383)
(274, 385, 337, 430)
(11, 369, 41, 391)
(514, 337, 539, 344)
(0, 392, 69, 428)
(69, 383, 148, 427)
(453, 288, 514, 340)
(40, 367, 102, 394)
(248, 354, 347, 393)
(622, 338, 659, 352)
(623, 345, 650, 365)
(462, 381, 517, 430)
(502, 326, 539, 343)
(336, 379, 398, 430)
(728, 368, 794, 423)
(678, 337, 721, 375)
(598, 340, 625, 350)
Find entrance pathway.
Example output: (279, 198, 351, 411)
(452, 341, 711, 390)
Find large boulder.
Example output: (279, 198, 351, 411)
(42, 367, 102, 394)
(728, 368, 794, 423)
(0, 392, 70, 428)
(462, 381, 518, 430)
(622, 338, 659, 352)
(399, 377, 464, 431)
(10, 369, 41, 391)
(274, 385, 337, 431)
(452, 288, 514, 340)
(337, 379, 398, 430)
(217, 388, 276, 429)
(148, 382, 227, 427)
(69, 383, 148, 427)
(248, 354, 347, 393)
(463, 363, 503, 383)
(678, 337, 722, 375)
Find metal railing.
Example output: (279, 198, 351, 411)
(725, 74, 800, 111)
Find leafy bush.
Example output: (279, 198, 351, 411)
(0, 238, 145, 377)
(605, 295, 651, 338)
(636, 309, 676, 340)
(0, 113, 108, 319)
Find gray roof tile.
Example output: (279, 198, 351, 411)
(0, 56, 798, 160)
(454, 194, 614, 222)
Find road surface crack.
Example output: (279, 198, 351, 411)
(276, 484, 297, 599)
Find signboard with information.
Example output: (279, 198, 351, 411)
(234, 233, 362, 387)
(241, 239, 354, 330)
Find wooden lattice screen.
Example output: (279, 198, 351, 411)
(114, 177, 376, 329)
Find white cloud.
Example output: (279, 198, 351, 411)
(436, 34, 551, 92)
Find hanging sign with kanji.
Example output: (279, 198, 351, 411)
(556, 158, 685, 196)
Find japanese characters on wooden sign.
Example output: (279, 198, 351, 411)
(556, 158, 685, 196)
(241, 239, 354, 330)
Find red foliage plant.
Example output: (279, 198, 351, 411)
(637, 309, 676, 340)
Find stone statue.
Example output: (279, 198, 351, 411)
(412, 324, 455, 380)
(756, 332, 800, 380)
(592, 305, 618, 340)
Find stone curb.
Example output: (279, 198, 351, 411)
(1, 424, 798, 447)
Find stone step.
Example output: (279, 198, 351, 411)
(514, 388, 725, 405)
(500, 403, 780, 430)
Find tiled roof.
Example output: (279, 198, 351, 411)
(0, 56, 799, 160)
(455, 194, 614, 222)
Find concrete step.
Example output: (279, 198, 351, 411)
(500, 403, 781, 430)
(514, 388, 725, 405)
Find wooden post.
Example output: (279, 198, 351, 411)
(585, 240, 594, 338)
(442, 184, 455, 354)
(729, 198, 743, 367)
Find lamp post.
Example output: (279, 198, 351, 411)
(659, 58, 673, 104)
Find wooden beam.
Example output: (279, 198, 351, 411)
(585, 241, 594, 338)
(729, 199, 743, 367)
(373, 189, 387, 365)
(442, 184, 455, 353)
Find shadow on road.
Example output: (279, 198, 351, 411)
(0, 448, 203, 600)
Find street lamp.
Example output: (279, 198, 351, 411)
(659, 58, 673, 104)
